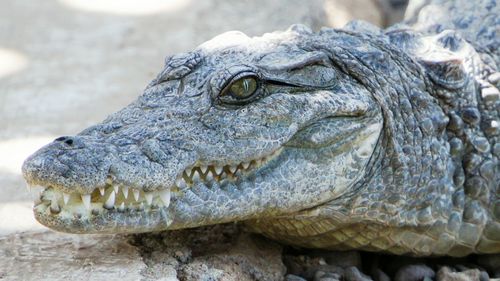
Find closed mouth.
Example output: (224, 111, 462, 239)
(31, 148, 282, 219)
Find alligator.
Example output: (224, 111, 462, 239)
(22, 0, 499, 257)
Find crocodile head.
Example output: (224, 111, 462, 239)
(22, 25, 383, 233)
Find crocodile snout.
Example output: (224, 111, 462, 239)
(22, 135, 112, 194)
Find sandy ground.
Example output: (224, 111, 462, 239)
(0, 1, 404, 279)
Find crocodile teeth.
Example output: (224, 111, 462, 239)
(159, 189, 171, 206)
(205, 171, 214, 181)
(133, 189, 140, 201)
(113, 185, 119, 194)
(214, 166, 223, 175)
(122, 186, 129, 198)
(81, 194, 91, 210)
(192, 170, 201, 182)
(63, 193, 70, 205)
(118, 202, 125, 211)
(200, 166, 208, 175)
(228, 164, 238, 174)
(241, 162, 250, 169)
(99, 187, 105, 196)
(176, 178, 187, 189)
(104, 191, 115, 209)
(50, 199, 60, 212)
(144, 193, 153, 205)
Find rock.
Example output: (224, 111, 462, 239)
(344, 266, 373, 281)
(135, 224, 286, 281)
(0, 231, 146, 281)
(394, 264, 435, 281)
(314, 270, 342, 281)
(479, 271, 489, 281)
(286, 274, 308, 281)
(317, 250, 363, 269)
(436, 266, 481, 281)
(372, 268, 391, 281)
(178, 261, 224, 281)
(307, 264, 345, 280)
(283, 253, 345, 279)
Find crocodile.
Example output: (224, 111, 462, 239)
(22, 0, 499, 257)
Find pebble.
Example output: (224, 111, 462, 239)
(344, 267, 373, 281)
(372, 268, 391, 281)
(314, 270, 342, 281)
(394, 264, 435, 281)
(436, 266, 481, 281)
(286, 274, 307, 281)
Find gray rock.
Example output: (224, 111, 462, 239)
(436, 266, 481, 281)
(286, 274, 308, 281)
(136, 224, 286, 281)
(344, 266, 373, 281)
(372, 268, 391, 281)
(314, 270, 342, 281)
(394, 264, 435, 281)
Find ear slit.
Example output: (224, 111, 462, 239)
(265, 80, 302, 87)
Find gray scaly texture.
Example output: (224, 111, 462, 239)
(22, 0, 499, 256)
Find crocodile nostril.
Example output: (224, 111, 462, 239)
(54, 136, 75, 146)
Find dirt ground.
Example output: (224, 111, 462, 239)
(0, 1, 404, 280)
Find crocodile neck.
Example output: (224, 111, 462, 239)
(246, 28, 499, 256)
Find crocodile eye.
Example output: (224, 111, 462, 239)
(219, 75, 260, 105)
(228, 77, 257, 99)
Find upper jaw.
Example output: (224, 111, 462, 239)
(27, 141, 284, 233)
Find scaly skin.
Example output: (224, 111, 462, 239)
(22, 0, 499, 256)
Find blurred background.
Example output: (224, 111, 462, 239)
(0, 0, 407, 235)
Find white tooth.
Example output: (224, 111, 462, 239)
(139, 202, 145, 210)
(200, 166, 208, 174)
(214, 166, 223, 175)
(99, 187, 105, 196)
(242, 162, 250, 169)
(119, 202, 125, 211)
(205, 171, 214, 181)
(133, 189, 140, 201)
(192, 170, 201, 182)
(176, 178, 187, 189)
(228, 165, 237, 173)
(63, 193, 70, 205)
(122, 186, 129, 198)
(185, 168, 192, 177)
(144, 192, 153, 205)
(50, 199, 59, 212)
(113, 185, 119, 193)
(81, 194, 91, 210)
(159, 189, 171, 206)
(104, 190, 115, 209)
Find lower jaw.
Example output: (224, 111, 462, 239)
(33, 202, 173, 234)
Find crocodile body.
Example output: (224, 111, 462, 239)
(22, 0, 499, 256)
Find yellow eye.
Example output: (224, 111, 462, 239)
(228, 77, 258, 99)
